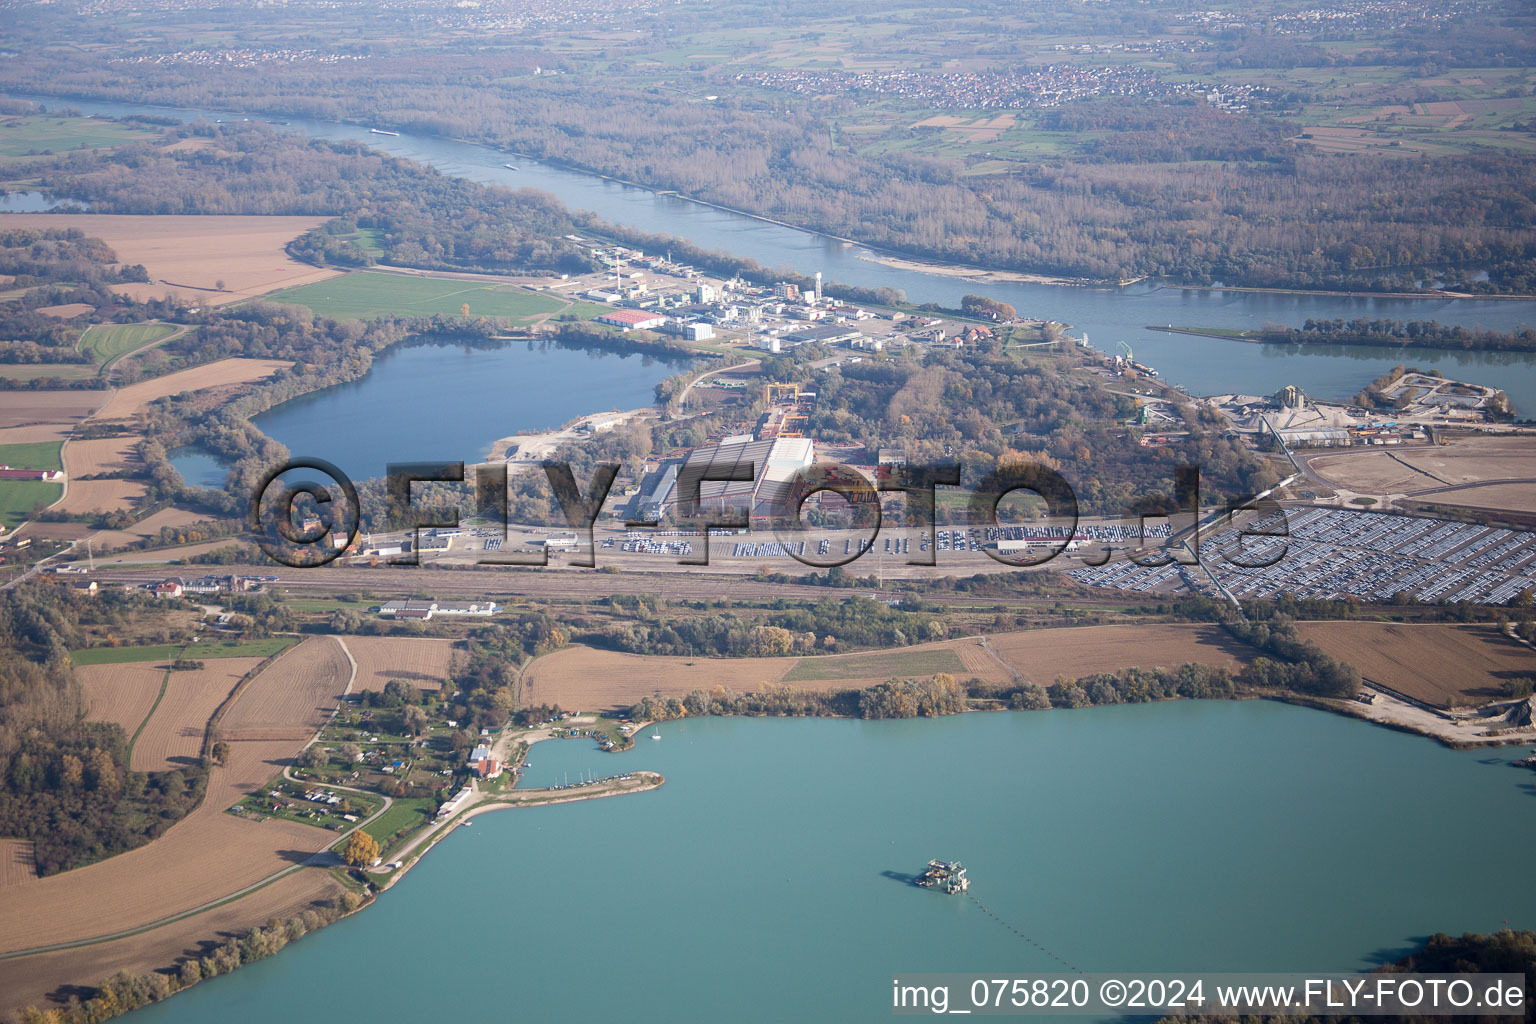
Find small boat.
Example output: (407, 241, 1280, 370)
(370, 128, 400, 137)
(504, 163, 519, 170)
(651, 730, 661, 740)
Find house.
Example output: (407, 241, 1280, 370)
(467, 744, 503, 779)
(153, 579, 184, 600)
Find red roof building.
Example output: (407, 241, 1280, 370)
(595, 309, 669, 331)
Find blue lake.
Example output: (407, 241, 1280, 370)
(184, 338, 676, 484)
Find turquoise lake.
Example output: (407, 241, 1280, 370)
(132, 703, 1536, 1023)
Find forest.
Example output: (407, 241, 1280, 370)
(802, 346, 1277, 517)
(0, 582, 208, 875)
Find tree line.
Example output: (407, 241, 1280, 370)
(1264, 318, 1536, 353)
(15, 889, 372, 1024)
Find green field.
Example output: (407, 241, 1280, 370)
(0, 480, 61, 529)
(264, 271, 569, 321)
(0, 442, 64, 527)
(79, 322, 177, 365)
(359, 796, 437, 851)
(0, 441, 63, 471)
(0, 115, 157, 159)
(70, 637, 299, 666)
(782, 647, 965, 682)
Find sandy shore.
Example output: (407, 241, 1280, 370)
(487, 406, 654, 467)
(859, 252, 1090, 288)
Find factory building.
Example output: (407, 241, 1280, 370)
(595, 309, 669, 331)
(781, 325, 863, 346)
(676, 436, 817, 519)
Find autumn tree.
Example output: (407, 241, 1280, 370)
(342, 830, 380, 867)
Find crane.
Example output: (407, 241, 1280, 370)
(1116, 340, 1134, 364)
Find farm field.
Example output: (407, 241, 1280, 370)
(0, 363, 98, 381)
(217, 636, 350, 741)
(0, 424, 75, 445)
(78, 322, 176, 365)
(0, 840, 36, 887)
(71, 638, 297, 666)
(132, 657, 265, 771)
(0, 213, 339, 306)
(782, 646, 967, 682)
(13, 520, 91, 543)
(63, 435, 139, 478)
(0, 868, 344, 1023)
(264, 270, 566, 321)
(523, 625, 1251, 710)
(985, 624, 1250, 682)
(1298, 621, 1534, 708)
(52, 477, 144, 516)
(89, 537, 254, 564)
(77, 661, 166, 735)
(93, 357, 291, 421)
(0, 391, 107, 429)
(343, 635, 456, 692)
(0, 639, 355, 955)
(117, 504, 208, 538)
(34, 302, 94, 320)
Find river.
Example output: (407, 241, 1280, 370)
(128, 704, 1536, 1024)
(16, 93, 1536, 414)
